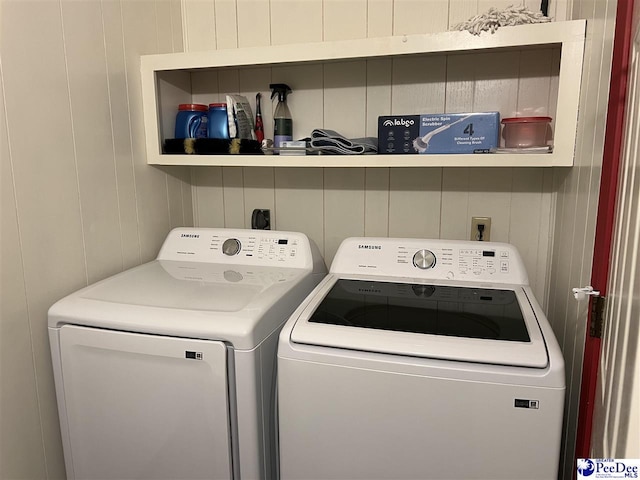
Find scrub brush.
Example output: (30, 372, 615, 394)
(413, 115, 471, 153)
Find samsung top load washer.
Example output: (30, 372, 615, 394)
(278, 237, 565, 480)
(48, 227, 325, 480)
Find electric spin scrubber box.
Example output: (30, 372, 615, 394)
(415, 112, 500, 154)
(377, 115, 420, 154)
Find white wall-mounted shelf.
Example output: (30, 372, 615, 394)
(141, 20, 586, 168)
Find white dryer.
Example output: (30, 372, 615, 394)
(48, 227, 325, 480)
(278, 237, 565, 480)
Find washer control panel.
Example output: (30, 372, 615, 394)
(158, 228, 313, 268)
(330, 237, 528, 285)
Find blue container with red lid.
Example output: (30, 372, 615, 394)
(208, 103, 230, 139)
(175, 103, 208, 139)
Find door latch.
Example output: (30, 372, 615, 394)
(572, 285, 600, 300)
(572, 286, 606, 338)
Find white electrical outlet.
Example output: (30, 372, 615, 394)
(471, 217, 491, 241)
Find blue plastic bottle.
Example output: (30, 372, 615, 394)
(207, 103, 230, 139)
(175, 104, 208, 138)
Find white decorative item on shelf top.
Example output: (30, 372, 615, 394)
(453, 5, 552, 35)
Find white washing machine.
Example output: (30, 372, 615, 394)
(48, 227, 325, 480)
(278, 237, 565, 480)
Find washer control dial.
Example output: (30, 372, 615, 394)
(222, 238, 241, 256)
(413, 249, 436, 269)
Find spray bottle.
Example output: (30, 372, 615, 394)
(269, 83, 292, 152)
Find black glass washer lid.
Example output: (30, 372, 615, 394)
(308, 279, 530, 342)
(291, 278, 549, 368)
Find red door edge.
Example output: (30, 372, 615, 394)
(575, 0, 636, 462)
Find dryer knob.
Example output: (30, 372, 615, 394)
(413, 249, 436, 269)
(222, 238, 241, 256)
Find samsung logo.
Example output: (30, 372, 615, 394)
(181, 233, 200, 238)
(358, 288, 381, 294)
(358, 244, 382, 250)
(383, 118, 415, 127)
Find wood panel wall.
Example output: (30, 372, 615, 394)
(186, 0, 569, 303)
(184, 1, 615, 479)
(1, 1, 190, 478)
(547, 1, 618, 477)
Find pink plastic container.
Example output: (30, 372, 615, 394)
(501, 116, 552, 148)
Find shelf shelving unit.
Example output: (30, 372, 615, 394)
(141, 20, 586, 168)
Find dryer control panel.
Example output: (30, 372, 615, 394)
(157, 227, 319, 270)
(330, 237, 528, 285)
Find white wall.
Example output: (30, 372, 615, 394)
(0, 1, 192, 478)
(546, 1, 618, 478)
(187, 0, 569, 305)
(183, 0, 615, 479)
(0, 0, 616, 478)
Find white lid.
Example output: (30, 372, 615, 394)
(48, 228, 327, 349)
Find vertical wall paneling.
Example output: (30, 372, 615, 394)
(177, 3, 617, 478)
(323, 61, 367, 138)
(2, 3, 86, 477)
(393, 0, 449, 35)
(271, 64, 324, 142)
(517, 48, 555, 116)
(270, 0, 322, 45)
(122, 1, 171, 261)
(243, 168, 276, 228)
(236, 0, 271, 48)
(182, 0, 217, 51)
(364, 168, 391, 237)
(564, 1, 615, 473)
(475, 51, 520, 114)
(536, 168, 556, 306)
(239, 67, 273, 140)
(365, 59, 392, 137)
(222, 167, 246, 227)
(165, 167, 189, 228)
(1, 2, 194, 476)
(509, 168, 546, 296)
(323, 0, 367, 41)
(546, 1, 618, 477)
(185, 0, 563, 309)
(388, 168, 443, 239)
(274, 168, 325, 252)
(367, 0, 393, 37)
(218, 68, 241, 97)
(449, 1, 478, 29)
(444, 54, 475, 112)
(102, 0, 143, 270)
(156, 1, 176, 54)
(170, 0, 185, 52)
(192, 167, 226, 227)
(323, 168, 366, 265)
(440, 168, 471, 240)
(0, 61, 48, 480)
(391, 55, 446, 114)
(215, 0, 239, 49)
(467, 168, 513, 241)
(181, 168, 195, 226)
(62, 1, 124, 284)
(192, 71, 221, 106)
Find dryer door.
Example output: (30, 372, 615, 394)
(59, 325, 232, 480)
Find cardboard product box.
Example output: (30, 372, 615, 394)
(416, 112, 500, 154)
(377, 115, 420, 154)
